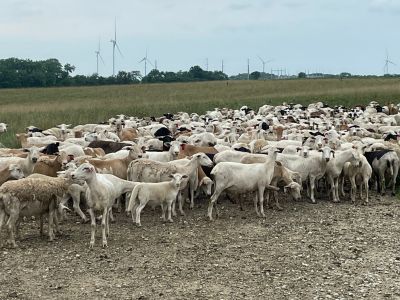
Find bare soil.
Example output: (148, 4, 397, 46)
(1, 192, 400, 300)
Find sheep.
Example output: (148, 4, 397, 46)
(145, 141, 181, 162)
(0, 147, 40, 176)
(0, 176, 73, 247)
(341, 155, 372, 204)
(364, 150, 400, 196)
(128, 153, 213, 215)
(127, 173, 188, 226)
(275, 146, 334, 203)
(0, 123, 8, 133)
(87, 141, 132, 154)
(76, 149, 143, 180)
(325, 148, 363, 202)
(32, 152, 70, 177)
(0, 164, 25, 186)
(71, 162, 138, 248)
(239, 158, 302, 210)
(208, 148, 280, 220)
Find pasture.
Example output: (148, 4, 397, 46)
(1, 78, 400, 299)
(1, 77, 400, 147)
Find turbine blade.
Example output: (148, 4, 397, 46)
(99, 54, 105, 65)
(146, 59, 154, 67)
(138, 58, 146, 63)
(115, 43, 123, 57)
(257, 55, 264, 63)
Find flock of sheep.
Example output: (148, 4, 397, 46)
(0, 100, 399, 248)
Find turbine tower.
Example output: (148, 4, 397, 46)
(384, 50, 396, 75)
(257, 56, 274, 73)
(110, 18, 123, 76)
(95, 39, 105, 75)
(138, 49, 154, 77)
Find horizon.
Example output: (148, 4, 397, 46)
(1, 0, 399, 77)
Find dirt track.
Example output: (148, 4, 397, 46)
(1, 192, 400, 300)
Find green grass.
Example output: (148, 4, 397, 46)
(1, 78, 400, 148)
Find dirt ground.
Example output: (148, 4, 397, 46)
(1, 192, 400, 300)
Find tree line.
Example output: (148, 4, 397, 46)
(0, 58, 228, 88)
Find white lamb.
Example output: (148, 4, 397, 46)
(127, 173, 188, 226)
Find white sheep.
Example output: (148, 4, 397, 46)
(208, 148, 280, 220)
(127, 173, 188, 226)
(71, 162, 138, 248)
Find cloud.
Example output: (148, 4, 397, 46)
(369, 0, 400, 13)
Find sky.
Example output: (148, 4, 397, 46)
(1, 0, 400, 76)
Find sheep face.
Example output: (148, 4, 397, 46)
(0, 123, 8, 133)
(284, 182, 302, 201)
(25, 147, 40, 163)
(71, 163, 96, 181)
(8, 164, 25, 180)
(169, 173, 188, 188)
(193, 153, 213, 168)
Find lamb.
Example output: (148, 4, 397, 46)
(127, 173, 188, 226)
(127, 153, 213, 215)
(0, 176, 73, 247)
(208, 148, 280, 220)
(0, 123, 8, 133)
(341, 155, 372, 204)
(0, 164, 25, 186)
(71, 162, 138, 248)
(0, 147, 40, 176)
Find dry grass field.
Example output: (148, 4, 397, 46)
(1, 78, 400, 147)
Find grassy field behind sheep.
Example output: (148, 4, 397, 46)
(1, 78, 400, 148)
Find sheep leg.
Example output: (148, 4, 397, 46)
(379, 169, 386, 196)
(350, 176, 357, 204)
(135, 202, 147, 227)
(88, 208, 96, 249)
(48, 208, 55, 242)
(125, 193, 131, 216)
(208, 188, 222, 221)
(258, 187, 266, 218)
(130, 201, 139, 223)
(327, 176, 337, 202)
(364, 178, 369, 205)
(253, 193, 260, 217)
(177, 193, 185, 216)
(106, 208, 110, 237)
(160, 203, 166, 222)
(167, 200, 173, 223)
(0, 208, 5, 245)
(391, 164, 398, 196)
(109, 208, 115, 223)
(309, 176, 317, 203)
(101, 208, 108, 248)
(274, 191, 283, 211)
(334, 177, 340, 202)
(340, 176, 346, 198)
(189, 184, 194, 209)
(39, 215, 44, 236)
(6, 209, 19, 248)
(71, 192, 88, 223)
(53, 211, 62, 235)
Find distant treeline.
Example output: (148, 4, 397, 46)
(0, 58, 228, 88)
(0, 57, 398, 89)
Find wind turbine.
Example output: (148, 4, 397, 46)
(384, 50, 396, 75)
(138, 49, 154, 77)
(110, 18, 123, 76)
(95, 39, 105, 75)
(257, 56, 274, 73)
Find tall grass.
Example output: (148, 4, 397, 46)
(1, 78, 400, 148)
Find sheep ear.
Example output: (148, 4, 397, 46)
(168, 174, 174, 178)
(182, 175, 188, 179)
(331, 150, 335, 158)
(275, 161, 282, 166)
(318, 149, 323, 152)
(284, 186, 289, 193)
